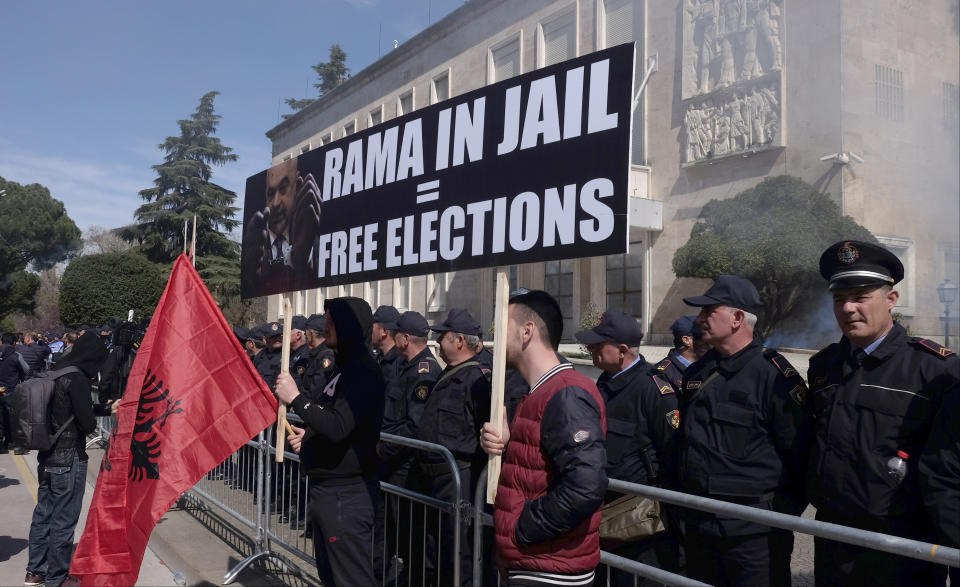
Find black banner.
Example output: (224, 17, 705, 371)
(241, 43, 634, 299)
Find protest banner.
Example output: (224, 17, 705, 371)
(240, 43, 634, 299)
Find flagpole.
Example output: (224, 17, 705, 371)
(190, 215, 197, 266)
(183, 220, 188, 255)
(486, 266, 509, 503)
(276, 296, 293, 462)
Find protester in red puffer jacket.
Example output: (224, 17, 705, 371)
(482, 291, 607, 587)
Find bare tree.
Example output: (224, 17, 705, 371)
(84, 225, 131, 255)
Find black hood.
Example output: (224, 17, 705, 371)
(324, 296, 373, 364)
(54, 331, 108, 378)
(0, 344, 14, 360)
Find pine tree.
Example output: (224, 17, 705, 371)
(121, 92, 241, 296)
(284, 44, 351, 118)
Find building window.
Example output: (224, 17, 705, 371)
(877, 236, 915, 316)
(300, 143, 311, 154)
(943, 82, 959, 132)
(606, 241, 644, 319)
(544, 260, 574, 341)
(489, 33, 522, 83)
(428, 272, 448, 312)
(282, 153, 293, 162)
(343, 120, 356, 137)
(875, 64, 904, 121)
(323, 132, 333, 145)
(602, 0, 633, 48)
(538, 5, 577, 68)
(431, 71, 450, 104)
(395, 277, 410, 311)
(369, 105, 383, 127)
(398, 90, 414, 116)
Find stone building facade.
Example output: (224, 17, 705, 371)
(263, 0, 960, 345)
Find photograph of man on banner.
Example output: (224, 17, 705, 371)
(241, 157, 323, 295)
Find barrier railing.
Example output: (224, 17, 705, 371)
(178, 416, 467, 586)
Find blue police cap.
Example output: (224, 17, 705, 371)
(683, 275, 762, 310)
(430, 308, 482, 337)
(290, 315, 308, 331)
(396, 311, 430, 337)
(232, 325, 250, 343)
(372, 305, 400, 330)
(670, 315, 702, 338)
(574, 309, 644, 346)
(305, 313, 326, 332)
(819, 240, 904, 290)
(263, 322, 282, 338)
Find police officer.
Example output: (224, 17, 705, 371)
(415, 308, 491, 586)
(372, 305, 402, 373)
(575, 310, 682, 586)
(380, 311, 442, 485)
(678, 275, 812, 587)
(288, 316, 312, 388)
(807, 241, 959, 586)
(654, 316, 708, 392)
(253, 321, 284, 388)
(920, 383, 960, 585)
(302, 314, 335, 396)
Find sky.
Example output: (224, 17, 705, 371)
(0, 0, 467, 235)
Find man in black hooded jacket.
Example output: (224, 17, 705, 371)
(276, 297, 385, 587)
(26, 332, 109, 587)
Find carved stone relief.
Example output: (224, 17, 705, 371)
(682, 79, 782, 164)
(682, 0, 783, 99)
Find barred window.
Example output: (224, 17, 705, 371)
(875, 64, 904, 121)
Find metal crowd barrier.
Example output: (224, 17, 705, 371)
(177, 416, 467, 586)
(470, 468, 958, 586)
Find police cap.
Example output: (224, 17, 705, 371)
(232, 326, 250, 343)
(396, 311, 430, 337)
(510, 289, 564, 350)
(575, 309, 644, 346)
(290, 315, 308, 331)
(305, 313, 326, 332)
(683, 275, 762, 310)
(430, 308, 482, 337)
(819, 240, 904, 290)
(670, 315, 702, 338)
(372, 305, 400, 330)
(263, 322, 282, 338)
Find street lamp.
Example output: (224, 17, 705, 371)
(937, 279, 958, 349)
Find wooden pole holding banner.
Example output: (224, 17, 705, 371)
(276, 296, 293, 462)
(190, 215, 197, 266)
(486, 267, 511, 504)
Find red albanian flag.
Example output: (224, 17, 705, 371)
(70, 254, 278, 586)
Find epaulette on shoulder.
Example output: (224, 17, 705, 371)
(654, 358, 672, 372)
(910, 337, 956, 359)
(763, 348, 800, 379)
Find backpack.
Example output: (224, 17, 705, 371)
(8, 366, 83, 451)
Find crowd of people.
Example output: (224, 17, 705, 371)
(4, 237, 958, 587)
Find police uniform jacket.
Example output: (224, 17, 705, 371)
(806, 322, 960, 537)
(653, 349, 689, 393)
(380, 346, 442, 466)
(253, 347, 283, 389)
(416, 355, 491, 474)
(301, 344, 335, 398)
(679, 341, 812, 535)
(289, 343, 312, 388)
(919, 383, 960, 549)
(597, 356, 678, 487)
(378, 346, 405, 438)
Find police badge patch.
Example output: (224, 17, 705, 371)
(418, 361, 430, 374)
(789, 384, 808, 406)
(416, 385, 429, 400)
(837, 242, 860, 265)
(321, 357, 332, 369)
(666, 410, 680, 429)
(297, 366, 306, 375)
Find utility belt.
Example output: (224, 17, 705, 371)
(418, 458, 473, 478)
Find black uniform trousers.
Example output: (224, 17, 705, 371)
(814, 511, 946, 587)
(308, 478, 379, 587)
(410, 466, 475, 586)
(684, 527, 793, 587)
